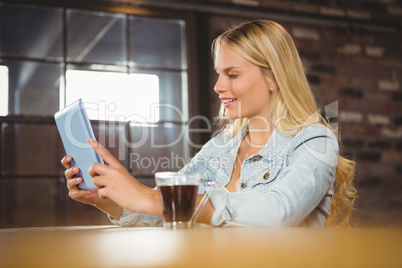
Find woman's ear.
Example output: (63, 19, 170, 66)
(262, 67, 278, 91)
(269, 70, 278, 91)
(265, 69, 278, 92)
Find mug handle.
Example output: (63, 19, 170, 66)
(189, 180, 215, 225)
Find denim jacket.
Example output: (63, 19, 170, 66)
(110, 124, 339, 227)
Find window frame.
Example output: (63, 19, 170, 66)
(0, 0, 204, 227)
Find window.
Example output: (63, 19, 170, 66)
(0, 65, 8, 116)
(1, 4, 188, 124)
(64, 70, 159, 123)
(0, 2, 190, 227)
(0, 3, 189, 175)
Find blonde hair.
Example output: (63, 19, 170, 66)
(212, 20, 357, 227)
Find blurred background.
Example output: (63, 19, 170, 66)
(0, 0, 401, 228)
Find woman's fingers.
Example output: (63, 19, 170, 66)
(66, 176, 82, 188)
(92, 174, 114, 200)
(64, 166, 80, 180)
(88, 162, 109, 177)
(61, 156, 72, 169)
(69, 189, 97, 199)
(97, 187, 109, 199)
(88, 139, 120, 167)
(61, 154, 101, 205)
(92, 171, 113, 188)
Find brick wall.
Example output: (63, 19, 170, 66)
(204, 0, 402, 226)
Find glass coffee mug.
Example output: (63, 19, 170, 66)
(155, 172, 214, 229)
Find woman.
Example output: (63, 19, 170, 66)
(62, 20, 357, 227)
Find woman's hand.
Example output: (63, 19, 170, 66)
(87, 139, 162, 216)
(61, 156, 101, 205)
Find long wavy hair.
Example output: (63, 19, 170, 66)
(212, 20, 357, 227)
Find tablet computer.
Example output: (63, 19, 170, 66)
(54, 99, 104, 190)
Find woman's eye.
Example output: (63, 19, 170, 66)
(228, 74, 238, 79)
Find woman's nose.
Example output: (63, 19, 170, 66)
(214, 75, 226, 94)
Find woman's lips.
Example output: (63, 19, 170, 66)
(222, 98, 237, 108)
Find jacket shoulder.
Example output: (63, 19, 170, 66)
(290, 124, 338, 151)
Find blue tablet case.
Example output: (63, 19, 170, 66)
(54, 99, 104, 190)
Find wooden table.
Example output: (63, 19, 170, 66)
(0, 225, 401, 268)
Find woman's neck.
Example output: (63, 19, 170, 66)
(246, 119, 274, 149)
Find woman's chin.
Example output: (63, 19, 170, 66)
(224, 113, 242, 120)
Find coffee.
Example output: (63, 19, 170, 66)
(158, 185, 198, 222)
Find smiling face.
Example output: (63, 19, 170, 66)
(214, 44, 274, 120)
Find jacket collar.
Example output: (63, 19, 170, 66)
(229, 126, 293, 161)
(258, 128, 292, 160)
